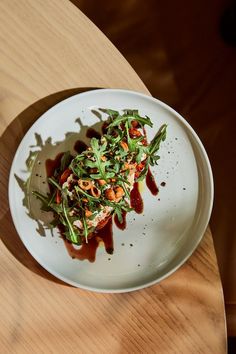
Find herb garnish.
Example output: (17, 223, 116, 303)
(33, 109, 167, 244)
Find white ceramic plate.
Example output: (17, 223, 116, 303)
(9, 89, 213, 292)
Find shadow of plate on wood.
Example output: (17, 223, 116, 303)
(0, 87, 98, 285)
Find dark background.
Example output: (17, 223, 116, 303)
(72, 0, 236, 338)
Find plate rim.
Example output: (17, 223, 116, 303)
(8, 88, 214, 293)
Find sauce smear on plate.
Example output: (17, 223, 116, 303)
(63, 217, 113, 262)
(130, 182, 143, 214)
(86, 128, 101, 139)
(74, 140, 88, 153)
(146, 167, 159, 195)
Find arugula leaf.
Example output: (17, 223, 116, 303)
(90, 138, 109, 181)
(121, 181, 130, 199)
(107, 114, 153, 130)
(136, 145, 147, 163)
(48, 177, 62, 190)
(69, 158, 87, 177)
(83, 159, 97, 168)
(148, 124, 167, 155)
(62, 194, 79, 244)
(60, 151, 72, 172)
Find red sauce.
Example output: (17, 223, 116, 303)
(45, 153, 64, 178)
(142, 127, 148, 145)
(64, 236, 98, 262)
(102, 122, 109, 133)
(114, 211, 127, 230)
(97, 217, 113, 254)
(86, 128, 101, 139)
(130, 182, 143, 214)
(146, 168, 159, 195)
(63, 217, 113, 262)
(74, 140, 88, 154)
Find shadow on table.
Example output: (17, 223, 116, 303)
(0, 87, 98, 286)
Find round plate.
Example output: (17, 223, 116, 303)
(8, 89, 213, 292)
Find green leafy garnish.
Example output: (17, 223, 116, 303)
(33, 110, 167, 245)
(148, 124, 167, 165)
(62, 195, 79, 244)
(107, 113, 153, 130)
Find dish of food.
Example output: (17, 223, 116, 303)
(8, 89, 213, 292)
(33, 109, 167, 261)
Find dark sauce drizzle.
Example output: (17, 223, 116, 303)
(114, 211, 127, 230)
(74, 140, 88, 154)
(64, 217, 113, 263)
(46, 129, 160, 262)
(146, 167, 159, 195)
(130, 182, 143, 214)
(86, 128, 101, 139)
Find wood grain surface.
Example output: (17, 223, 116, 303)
(0, 0, 227, 353)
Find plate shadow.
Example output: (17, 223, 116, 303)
(0, 87, 99, 285)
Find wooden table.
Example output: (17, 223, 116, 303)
(0, 1, 227, 353)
